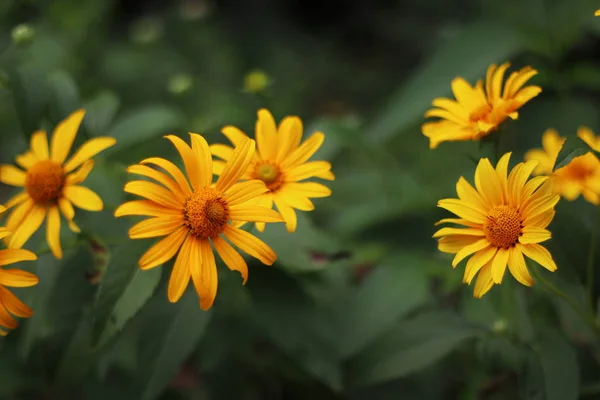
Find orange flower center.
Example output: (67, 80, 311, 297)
(483, 205, 523, 249)
(253, 161, 283, 191)
(560, 158, 595, 181)
(25, 160, 65, 203)
(470, 104, 493, 123)
(183, 188, 229, 238)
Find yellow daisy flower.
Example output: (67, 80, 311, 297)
(115, 134, 283, 310)
(0, 206, 39, 335)
(0, 110, 116, 259)
(524, 127, 600, 205)
(433, 153, 559, 298)
(210, 109, 334, 232)
(422, 63, 541, 149)
(595, 9, 600, 16)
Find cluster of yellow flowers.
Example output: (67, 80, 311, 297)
(424, 60, 600, 298)
(0, 109, 333, 334)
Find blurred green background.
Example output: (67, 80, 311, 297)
(1, 0, 600, 399)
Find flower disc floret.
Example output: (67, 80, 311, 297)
(25, 160, 64, 203)
(183, 188, 229, 238)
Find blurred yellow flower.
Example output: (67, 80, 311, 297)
(434, 153, 559, 298)
(0, 110, 115, 259)
(243, 70, 270, 93)
(422, 63, 541, 148)
(211, 109, 334, 232)
(0, 206, 38, 335)
(525, 127, 600, 205)
(115, 134, 283, 310)
(595, 9, 600, 16)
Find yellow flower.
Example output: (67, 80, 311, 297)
(243, 70, 270, 93)
(115, 134, 283, 310)
(0, 110, 116, 259)
(210, 109, 334, 232)
(524, 127, 600, 205)
(595, 9, 600, 16)
(433, 153, 559, 298)
(422, 63, 541, 149)
(0, 206, 39, 335)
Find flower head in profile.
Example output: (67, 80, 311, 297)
(433, 153, 559, 297)
(0, 206, 39, 335)
(210, 109, 334, 232)
(422, 63, 541, 148)
(0, 110, 115, 259)
(524, 127, 600, 205)
(115, 134, 283, 310)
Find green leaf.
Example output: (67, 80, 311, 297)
(346, 311, 483, 387)
(553, 134, 591, 171)
(102, 105, 185, 157)
(136, 287, 211, 400)
(7, 64, 49, 136)
(83, 91, 121, 136)
(536, 330, 579, 400)
(55, 312, 96, 386)
(92, 243, 162, 347)
(367, 22, 522, 142)
(47, 70, 81, 121)
(338, 255, 429, 358)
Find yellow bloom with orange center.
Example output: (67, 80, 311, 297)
(115, 134, 284, 310)
(422, 63, 541, 149)
(524, 127, 600, 205)
(210, 109, 334, 232)
(0, 110, 116, 259)
(0, 205, 39, 335)
(433, 153, 559, 298)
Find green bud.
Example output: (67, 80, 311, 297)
(243, 69, 270, 93)
(11, 24, 35, 46)
(168, 74, 193, 94)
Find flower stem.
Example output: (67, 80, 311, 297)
(587, 206, 600, 313)
(531, 265, 597, 333)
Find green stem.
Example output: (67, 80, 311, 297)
(531, 265, 597, 333)
(587, 206, 600, 313)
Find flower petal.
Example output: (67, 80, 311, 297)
(438, 235, 480, 254)
(282, 182, 331, 198)
(215, 138, 255, 193)
(519, 226, 551, 244)
(167, 235, 192, 303)
(274, 196, 298, 232)
(127, 164, 186, 202)
(129, 216, 184, 239)
(224, 180, 268, 206)
(30, 130, 49, 160)
(5, 192, 28, 209)
(192, 238, 218, 310)
(451, 238, 489, 267)
(0, 268, 39, 286)
(508, 246, 533, 286)
(491, 247, 509, 284)
(63, 137, 116, 172)
(474, 158, 503, 206)
(212, 235, 248, 284)
(223, 225, 277, 265)
(284, 161, 333, 182)
(0, 286, 33, 318)
(520, 243, 557, 272)
(464, 246, 496, 284)
(0, 165, 26, 187)
(64, 185, 104, 211)
(123, 181, 180, 209)
(473, 262, 494, 298)
(189, 133, 212, 189)
(276, 116, 303, 164)
(115, 200, 181, 217)
(275, 188, 315, 211)
(229, 205, 282, 223)
(138, 226, 188, 270)
(7, 206, 46, 250)
(210, 144, 234, 161)
(164, 135, 201, 191)
(140, 157, 192, 196)
(65, 160, 95, 185)
(255, 109, 278, 160)
(0, 304, 17, 330)
(437, 199, 486, 224)
(50, 109, 85, 163)
(280, 132, 325, 169)
(46, 205, 63, 259)
(221, 126, 250, 147)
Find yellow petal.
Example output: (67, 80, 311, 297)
(212, 235, 248, 284)
(433, 227, 485, 238)
(229, 205, 282, 223)
(280, 132, 325, 169)
(491, 248, 509, 284)
(464, 246, 496, 284)
(0, 286, 33, 318)
(191, 238, 218, 310)
(508, 246, 533, 286)
(284, 161, 333, 182)
(140, 157, 192, 196)
(46, 205, 62, 259)
(473, 262, 494, 298)
(255, 109, 278, 160)
(115, 200, 181, 217)
(7, 206, 46, 250)
(63, 137, 116, 172)
(30, 130, 49, 160)
(189, 133, 213, 189)
(129, 216, 184, 239)
(520, 243, 557, 272)
(276, 116, 303, 164)
(167, 235, 192, 303)
(274, 197, 297, 232)
(15, 151, 38, 169)
(221, 126, 250, 147)
(164, 135, 201, 191)
(282, 182, 331, 198)
(138, 226, 188, 270)
(437, 199, 486, 224)
(58, 198, 81, 233)
(64, 185, 103, 211)
(438, 235, 480, 254)
(0, 268, 39, 286)
(519, 226, 551, 244)
(474, 158, 503, 206)
(0, 304, 17, 330)
(65, 160, 94, 185)
(451, 238, 489, 267)
(275, 188, 315, 211)
(455, 176, 488, 212)
(50, 109, 86, 163)
(5, 192, 28, 209)
(223, 225, 277, 265)
(224, 180, 268, 206)
(210, 144, 234, 161)
(127, 164, 186, 202)
(5, 199, 35, 234)
(215, 138, 255, 193)
(123, 181, 181, 209)
(0, 165, 26, 187)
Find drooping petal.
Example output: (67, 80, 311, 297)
(0, 286, 33, 318)
(63, 137, 116, 172)
(473, 262, 494, 298)
(138, 226, 188, 270)
(7, 205, 46, 250)
(212, 235, 248, 284)
(5, 199, 35, 233)
(438, 235, 481, 254)
(46, 205, 63, 259)
(520, 243, 557, 272)
(0, 304, 17, 330)
(463, 246, 496, 284)
(451, 238, 489, 267)
(491, 248, 509, 283)
(508, 247, 533, 286)
(194, 238, 218, 310)
(50, 109, 85, 163)
(274, 196, 298, 232)
(223, 225, 277, 265)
